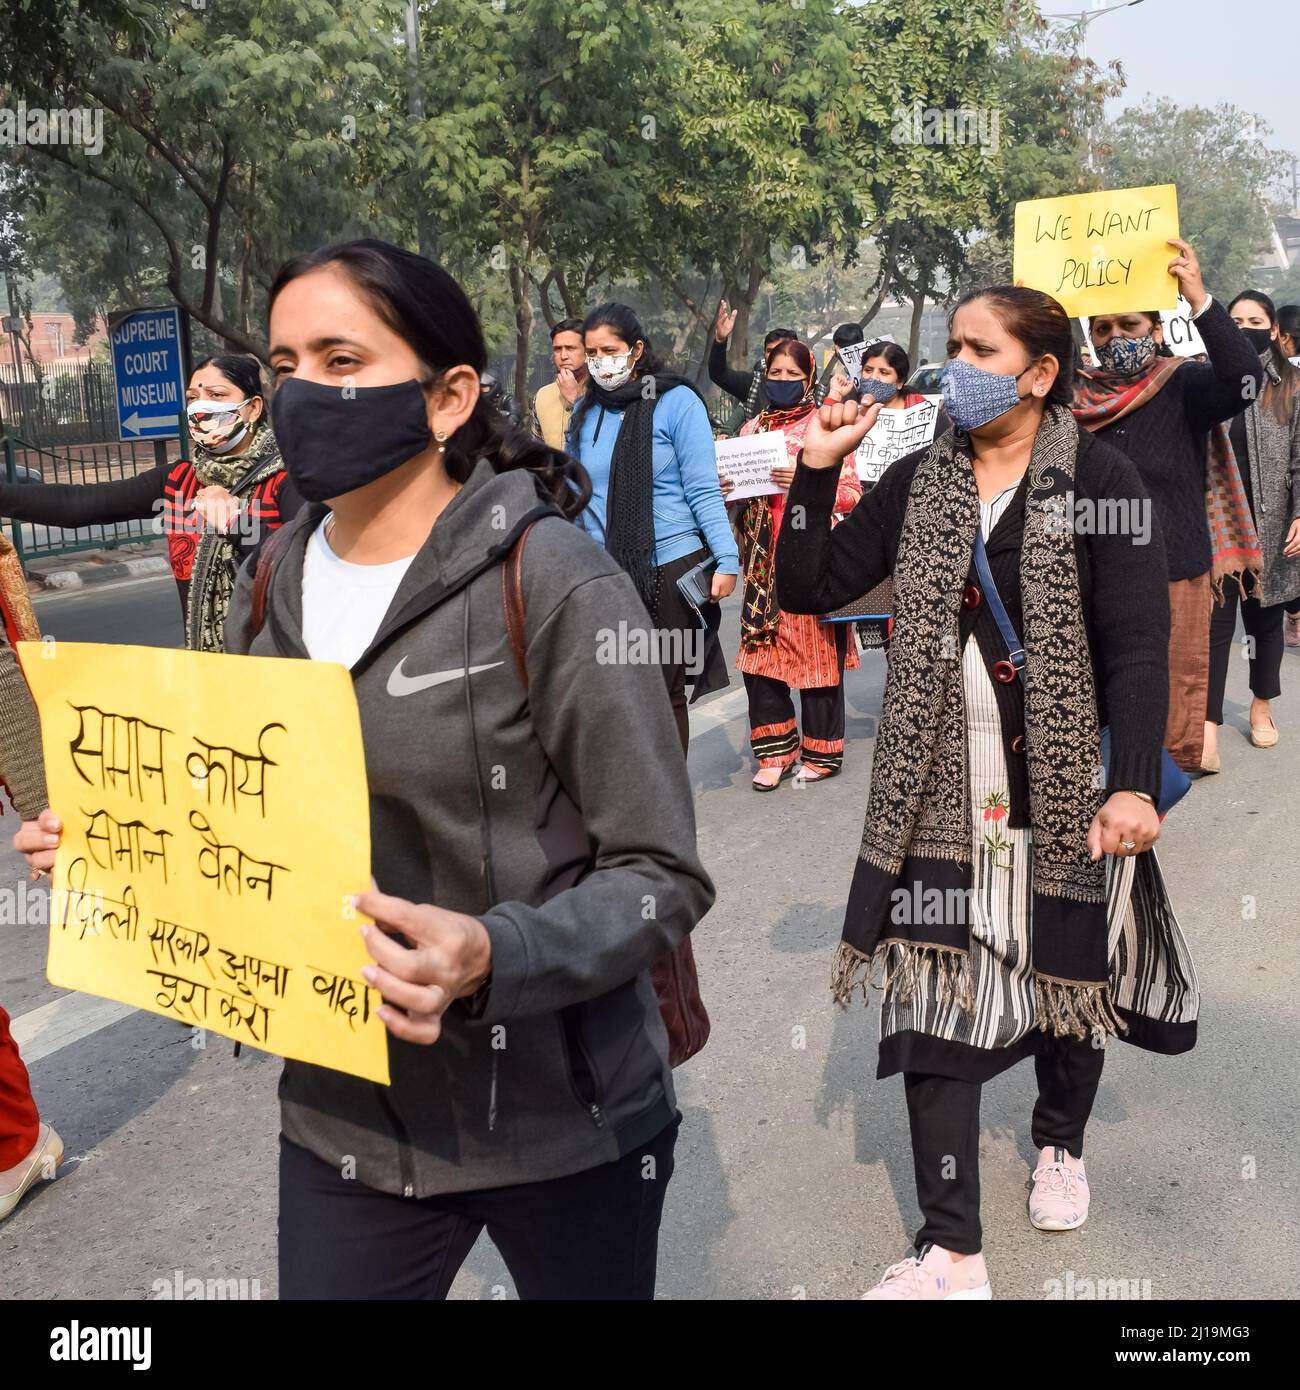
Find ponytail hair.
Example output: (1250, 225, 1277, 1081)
(267, 239, 591, 519)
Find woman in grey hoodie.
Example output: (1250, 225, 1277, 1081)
(15, 241, 716, 1300)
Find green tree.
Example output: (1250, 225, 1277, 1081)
(413, 0, 670, 394)
(943, 10, 1124, 303)
(7, 0, 404, 358)
(1097, 100, 1287, 294)
(0, 0, 158, 88)
(651, 0, 865, 367)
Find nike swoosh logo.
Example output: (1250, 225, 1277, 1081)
(386, 658, 504, 697)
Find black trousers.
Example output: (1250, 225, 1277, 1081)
(278, 1117, 679, 1300)
(743, 621, 849, 770)
(653, 549, 711, 754)
(1207, 570, 1285, 723)
(903, 1038, 1104, 1255)
(743, 672, 847, 770)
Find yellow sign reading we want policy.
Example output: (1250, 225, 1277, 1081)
(1013, 183, 1180, 318)
(19, 641, 389, 1085)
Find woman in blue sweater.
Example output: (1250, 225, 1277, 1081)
(569, 304, 740, 749)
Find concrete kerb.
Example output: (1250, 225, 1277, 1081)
(26, 552, 172, 591)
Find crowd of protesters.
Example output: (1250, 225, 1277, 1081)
(2, 229, 1297, 1301)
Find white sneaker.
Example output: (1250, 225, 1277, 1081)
(0, 1123, 64, 1221)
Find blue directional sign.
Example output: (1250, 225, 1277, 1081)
(109, 306, 187, 441)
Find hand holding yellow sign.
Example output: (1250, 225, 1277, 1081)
(1013, 184, 1180, 318)
(19, 641, 388, 1085)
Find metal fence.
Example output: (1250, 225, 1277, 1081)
(0, 355, 186, 571)
(0, 358, 123, 446)
(1, 430, 178, 570)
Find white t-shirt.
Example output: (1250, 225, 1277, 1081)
(300, 517, 417, 668)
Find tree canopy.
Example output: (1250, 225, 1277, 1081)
(2, 0, 1291, 396)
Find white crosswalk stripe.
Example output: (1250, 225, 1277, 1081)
(10, 992, 137, 1064)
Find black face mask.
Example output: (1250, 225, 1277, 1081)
(271, 377, 434, 503)
(765, 378, 807, 409)
(1239, 326, 1274, 355)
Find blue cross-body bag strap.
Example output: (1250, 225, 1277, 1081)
(971, 524, 1190, 816)
(972, 528, 1025, 674)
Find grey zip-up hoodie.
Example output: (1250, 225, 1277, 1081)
(224, 458, 715, 1196)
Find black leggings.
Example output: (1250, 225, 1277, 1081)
(903, 1038, 1104, 1255)
(1207, 571, 1285, 723)
(278, 1117, 679, 1300)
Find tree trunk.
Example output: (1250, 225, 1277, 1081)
(907, 275, 930, 366)
(730, 250, 769, 367)
(509, 259, 533, 403)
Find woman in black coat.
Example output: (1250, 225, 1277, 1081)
(776, 286, 1198, 1300)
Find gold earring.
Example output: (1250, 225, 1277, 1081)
(434, 429, 447, 452)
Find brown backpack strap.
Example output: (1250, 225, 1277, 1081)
(249, 523, 295, 635)
(502, 521, 537, 690)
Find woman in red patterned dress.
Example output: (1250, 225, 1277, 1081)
(721, 340, 861, 790)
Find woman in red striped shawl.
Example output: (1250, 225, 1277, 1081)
(0, 355, 300, 653)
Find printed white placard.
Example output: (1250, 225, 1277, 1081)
(716, 430, 786, 500)
(836, 339, 867, 381)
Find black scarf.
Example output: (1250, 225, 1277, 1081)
(833, 404, 1121, 1042)
(585, 372, 705, 617)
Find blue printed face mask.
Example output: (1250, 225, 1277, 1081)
(765, 377, 807, 409)
(940, 356, 1034, 432)
(1094, 335, 1157, 377)
(857, 376, 898, 404)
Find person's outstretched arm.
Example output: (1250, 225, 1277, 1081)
(707, 336, 754, 405)
(776, 396, 907, 614)
(476, 531, 716, 1020)
(0, 465, 169, 529)
(1180, 297, 1264, 433)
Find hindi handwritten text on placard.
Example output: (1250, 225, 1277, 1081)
(20, 641, 389, 1084)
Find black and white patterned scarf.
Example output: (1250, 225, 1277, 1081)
(184, 423, 283, 653)
(833, 403, 1122, 1041)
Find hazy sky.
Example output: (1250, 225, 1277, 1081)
(1063, 0, 1299, 200)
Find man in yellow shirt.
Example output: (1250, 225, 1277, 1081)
(531, 318, 588, 450)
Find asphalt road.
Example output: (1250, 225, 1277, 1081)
(2, 575, 1296, 1299)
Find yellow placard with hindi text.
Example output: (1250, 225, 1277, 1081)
(1012, 184, 1180, 318)
(19, 641, 389, 1085)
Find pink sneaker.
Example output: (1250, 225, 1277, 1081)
(862, 1243, 992, 1300)
(1029, 1145, 1090, 1231)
